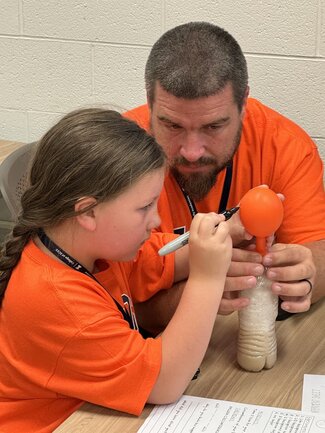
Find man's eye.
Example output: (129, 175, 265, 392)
(167, 123, 181, 130)
(207, 124, 222, 130)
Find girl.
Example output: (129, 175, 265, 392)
(0, 108, 232, 433)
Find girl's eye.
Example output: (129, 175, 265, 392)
(140, 202, 154, 211)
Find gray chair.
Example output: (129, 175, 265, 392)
(0, 142, 36, 221)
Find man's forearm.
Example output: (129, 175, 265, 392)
(304, 239, 325, 303)
(135, 281, 185, 336)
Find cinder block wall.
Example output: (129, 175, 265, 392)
(1, 0, 324, 166)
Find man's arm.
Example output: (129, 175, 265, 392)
(135, 246, 264, 335)
(307, 240, 325, 303)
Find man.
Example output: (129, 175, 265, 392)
(126, 22, 325, 330)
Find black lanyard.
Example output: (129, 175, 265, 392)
(37, 229, 137, 330)
(179, 161, 233, 218)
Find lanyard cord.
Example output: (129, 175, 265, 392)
(37, 229, 135, 329)
(219, 161, 233, 213)
(179, 161, 233, 219)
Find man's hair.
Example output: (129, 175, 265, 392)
(145, 21, 248, 110)
(0, 108, 165, 304)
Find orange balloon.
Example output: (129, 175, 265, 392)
(239, 187, 284, 255)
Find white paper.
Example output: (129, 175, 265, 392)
(302, 374, 325, 414)
(138, 395, 325, 433)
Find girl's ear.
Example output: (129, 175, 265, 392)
(74, 197, 97, 232)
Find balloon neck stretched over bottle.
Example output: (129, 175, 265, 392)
(256, 237, 267, 256)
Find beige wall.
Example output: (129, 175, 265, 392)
(0, 0, 324, 166)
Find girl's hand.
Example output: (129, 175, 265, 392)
(188, 212, 232, 281)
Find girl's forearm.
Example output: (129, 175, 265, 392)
(147, 275, 225, 404)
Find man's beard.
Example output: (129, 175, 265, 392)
(170, 125, 242, 201)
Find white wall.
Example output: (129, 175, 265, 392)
(0, 0, 324, 164)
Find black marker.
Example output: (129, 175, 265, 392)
(158, 206, 239, 256)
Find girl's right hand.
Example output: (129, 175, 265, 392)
(188, 212, 232, 282)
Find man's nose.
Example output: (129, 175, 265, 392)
(179, 132, 205, 162)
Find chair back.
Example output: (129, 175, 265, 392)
(0, 142, 36, 220)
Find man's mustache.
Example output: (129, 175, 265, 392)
(172, 156, 218, 167)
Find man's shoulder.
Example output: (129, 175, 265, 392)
(245, 97, 280, 120)
(245, 98, 313, 143)
(124, 104, 150, 131)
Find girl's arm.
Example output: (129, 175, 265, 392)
(148, 212, 232, 404)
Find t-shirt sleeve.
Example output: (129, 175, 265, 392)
(129, 232, 178, 303)
(270, 132, 325, 244)
(124, 105, 150, 131)
(47, 311, 162, 416)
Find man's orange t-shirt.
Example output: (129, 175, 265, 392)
(126, 98, 325, 244)
(0, 235, 174, 433)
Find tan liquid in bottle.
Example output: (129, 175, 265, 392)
(237, 272, 278, 372)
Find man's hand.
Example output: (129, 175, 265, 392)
(136, 241, 318, 335)
(263, 243, 315, 313)
(217, 247, 264, 315)
(219, 184, 288, 315)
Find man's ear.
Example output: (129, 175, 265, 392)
(146, 91, 153, 135)
(74, 197, 97, 232)
(240, 85, 250, 119)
